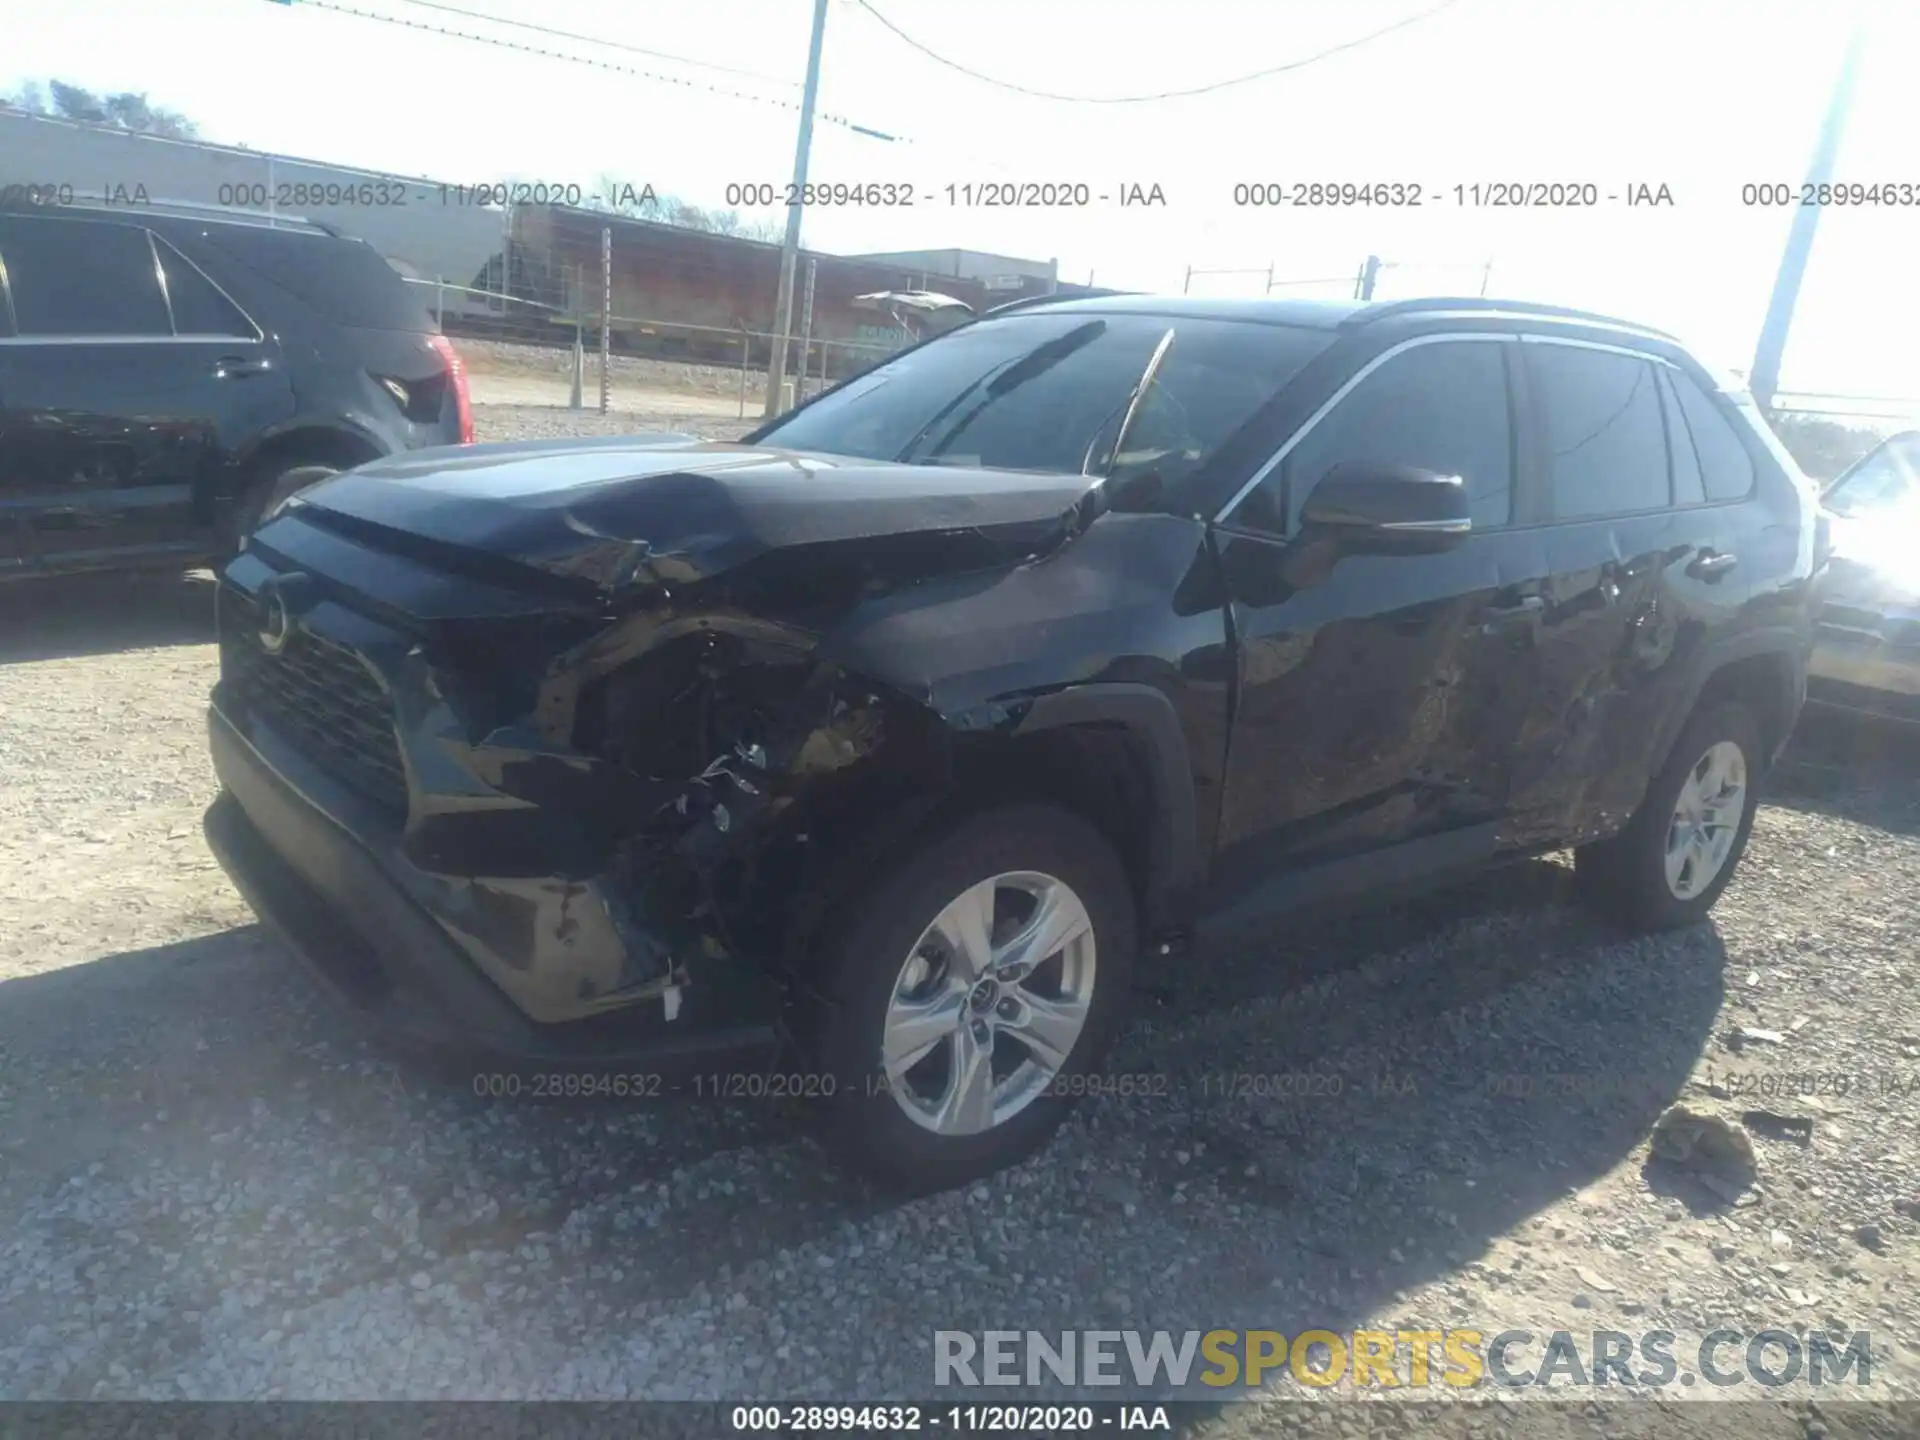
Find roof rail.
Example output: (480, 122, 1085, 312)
(1, 193, 338, 236)
(1340, 296, 1679, 342)
(981, 286, 1133, 317)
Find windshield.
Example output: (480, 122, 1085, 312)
(754, 311, 1331, 486)
(1824, 433, 1920, 518)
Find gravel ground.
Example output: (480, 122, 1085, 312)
(1, 404, 1917, 1433)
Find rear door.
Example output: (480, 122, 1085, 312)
(1502, 336, 1730, 846)
(1208, 333, 1551, 906)
(0, 211, 293, 574)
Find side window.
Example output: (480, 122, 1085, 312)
(1658, 368, 1707, 506)
(1668, 368, 1757, 501)
(1529, 343, 1669, 519)
(154, 236, 256, 338)
(1240, 339, 1513, 534)
(0, 215, 172, 337)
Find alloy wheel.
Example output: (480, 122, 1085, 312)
(1664, 740, 1748, 900)
(880, 871, 1097, 1135)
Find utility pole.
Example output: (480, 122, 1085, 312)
(1751, 20, 1868, 411)
(1356, 254, 1382, 301)
(763, 0, 831, 418)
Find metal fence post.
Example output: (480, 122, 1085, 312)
(599, 226, 612, 415)
(738, 326, 750, 419)
(570, 260, 584, 408)
(797, 258, 817, 404)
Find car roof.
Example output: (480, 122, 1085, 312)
(985, 293, 1367, 329)
(0, 196, 341, 239)
(988, 291, 1681, 346)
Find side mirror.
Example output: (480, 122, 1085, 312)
(1299, 461, 1472, 554)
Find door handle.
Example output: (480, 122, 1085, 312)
(1687, 549, 1739, 580)
(215, 356, 272, 379)
(1480, 595, 1544, 634)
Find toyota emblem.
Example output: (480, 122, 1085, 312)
(256, 576, 302, 655)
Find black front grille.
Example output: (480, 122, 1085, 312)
(219, 586, 409, 814)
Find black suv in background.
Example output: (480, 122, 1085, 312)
(203, 294, 1818, 1194)
(0, 198, 472, 580)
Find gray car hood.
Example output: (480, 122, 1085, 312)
(293, 434, 1099, 594)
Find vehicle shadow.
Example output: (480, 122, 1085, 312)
(0, 852, 1726, 1400)
(0, 569, 217, 665)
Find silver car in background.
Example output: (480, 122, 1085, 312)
(1808, 430, 1920, 725)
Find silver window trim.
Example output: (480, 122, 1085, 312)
(1519, 331, 1681, 371)
(149, 231, 266, 343)
(0, 212, 264, 343)
(1212, 331, 1517, 526)
(1213, 328, 1685, 527)
(147, 229, 178, 337)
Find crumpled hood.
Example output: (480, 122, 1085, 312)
(292, 434, 1098, 594)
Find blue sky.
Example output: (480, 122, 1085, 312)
(5, 0, 1917, 402)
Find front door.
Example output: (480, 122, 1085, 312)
(0, 211, 290, 574)
(1207, 333, 1549, 911)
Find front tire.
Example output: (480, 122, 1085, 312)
(804, 804, 1137, 1195)
(1575, 701, 1763, 931)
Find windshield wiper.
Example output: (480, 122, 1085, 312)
(894, 320, 1108, 465)
(1081, 327, 1177, 479)
(1069, 328, 1178, 532)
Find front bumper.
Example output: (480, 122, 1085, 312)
(204, 696, 781, 1067)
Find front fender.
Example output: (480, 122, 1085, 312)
(1012, 681, 1201, 930)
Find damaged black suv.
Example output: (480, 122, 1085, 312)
(204, 294, 1817, 1193)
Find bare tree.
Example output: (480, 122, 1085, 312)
(4, 78, 200, 138)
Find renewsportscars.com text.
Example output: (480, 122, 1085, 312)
(934, 1328, 1875, 1392)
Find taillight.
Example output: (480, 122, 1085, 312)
(429, 333, 475, 444)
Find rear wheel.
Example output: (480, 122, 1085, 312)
(804, 804, 1136, 1195)
(1575, 702, 1762, 931)
(225, 463, 340, 551)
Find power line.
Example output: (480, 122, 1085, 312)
(272, 0, 1074, 178)
(278, 0, 893, 135)
(388, 0, 797, 86)
(850, 0, 1471, 103)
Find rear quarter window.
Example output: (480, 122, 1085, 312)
(191, 226, 435, 333)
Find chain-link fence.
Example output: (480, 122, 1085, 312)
(410, 219, 920, 422)
(1764, 396, 1919, 480)
(404, 203, 1067, 422)
(401, 224, 865, 426)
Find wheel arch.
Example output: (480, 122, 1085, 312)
(210, 422, 389, 516)
(1657, 629, 1808, 778)
(1002, 682, 1201, 936)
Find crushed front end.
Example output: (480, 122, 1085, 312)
(203, 514, 990, 1068)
